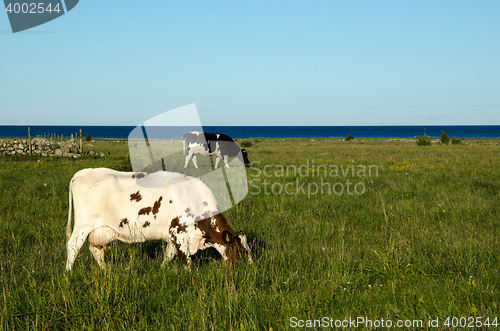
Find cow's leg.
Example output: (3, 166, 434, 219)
(66, 228, 91, 271)
(191, 155, 199, 169)
(161, 244, 177, 267)
(185, 149, 200, 169)
(89, 245, 107, 269)
(87, 226, 116, 269)
(223, 155, 230, 168)
(214, 156, 221, 169)
(176, 246, 192, 270)
(184, 151, 194, 168)
(161, 240, 177, 268)
(170, 234, 192, 270)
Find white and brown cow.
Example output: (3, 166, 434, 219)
(183, 131, 249, 169)
(66, 168, 251, 271)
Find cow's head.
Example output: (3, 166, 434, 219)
(195, 213, 252, 263)
(221, 230, 252, 263)
(241, 149, 250, 166)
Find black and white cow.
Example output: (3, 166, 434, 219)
(183, 131, 249, 169)
(66, 168, 252, 271)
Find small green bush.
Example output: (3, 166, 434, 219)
(240, 140, 253, 148)
(451, 137, 462, 144)
(440, 130, 449, 144)
(345, 134, 354, 141)
(416, 135, 431, 146)
(85, 134, 91, 141)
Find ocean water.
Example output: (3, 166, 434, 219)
(1, 125, 500, 139)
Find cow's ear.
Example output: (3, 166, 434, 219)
(222, 231, 233, 245)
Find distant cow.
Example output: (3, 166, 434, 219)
(66, 168, 252, 271)
(183, 131, 249, 169)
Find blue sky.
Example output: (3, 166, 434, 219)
(1, 1, 499, 126)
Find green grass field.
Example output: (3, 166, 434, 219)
(1, 137, 499, 330)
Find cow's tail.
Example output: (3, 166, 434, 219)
(66, 179, 74, 241)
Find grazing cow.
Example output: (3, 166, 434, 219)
(66, 168, 252, 271)
(183, 131, 249, 169)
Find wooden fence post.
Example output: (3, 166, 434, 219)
(28, 127, 32, 155)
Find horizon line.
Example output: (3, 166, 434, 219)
(2, 124, 500, 127)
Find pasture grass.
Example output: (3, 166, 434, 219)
(0, 137, 499, 330)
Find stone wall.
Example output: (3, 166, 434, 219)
(0, 138, 105, 158)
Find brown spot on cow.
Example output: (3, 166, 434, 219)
(169, 217, 187, 234)
(130, 191, 142, 202)
(132, 173, 145, 179)
(152, 196, 162, 219)
(169, 200, 173, 203)
(119, 218, 129, 228)
(203, 201, 208, 206)
(138, 206, 152, 216)
(143, 221, 150, 228)
(168, 222, 189, 264)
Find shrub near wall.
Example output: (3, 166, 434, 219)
(345, 134, 354, 141)
(240, 140, 253, 148)
(441, 130, 450, 144)
(416, 135, 431, 146)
